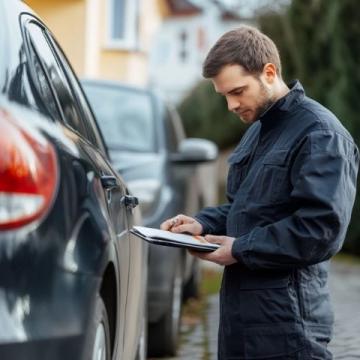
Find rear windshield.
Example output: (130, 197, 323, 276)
(83, 83, 156, 152)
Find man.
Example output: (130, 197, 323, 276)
(161, 26, 359, 359)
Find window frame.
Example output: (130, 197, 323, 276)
(106, 0, 138, 50)
(24, 20, 88, 134)
(21, 15, 108, 156)
(163, 103, 185, 154)
(27, 38, 63, 122)
(45, 31, 108, 155)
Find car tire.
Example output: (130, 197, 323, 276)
(147, 260, 183, 357)
(135, 305, 147, 360)
(85, 295, 111, 360)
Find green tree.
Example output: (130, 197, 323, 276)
(259, 0, 360, 253)
(178, 80, 247, 150)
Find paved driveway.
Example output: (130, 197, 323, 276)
(328, 260, 360, 359)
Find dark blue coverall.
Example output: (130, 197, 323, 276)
(195, 81, 359, 359)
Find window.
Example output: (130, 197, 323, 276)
(179, 30, 188, 63)
(27, 41, 61, 121)
(84, 84, 156, 153)
(107, 0, 137, 49)
(47, 34, 106, 153)
(26, 22, 88, 136)
(25, 21, 106, 154)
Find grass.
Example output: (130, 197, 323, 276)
(201, 268, 223, 296)
(178, 268, 222, 360)
(181, 268, 222, 326)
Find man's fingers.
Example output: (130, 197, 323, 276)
(190, 236, 236, 266)
(189, 249, 222, 265)
(189, 249, 214, 260)
(205, 235, 225, 244)
(160, 218, 174, 230)
(161, 214, 192, 230)
(171, 223, 193, 233)
(161, 215, 202, 235)
(160, 214, 184, 231)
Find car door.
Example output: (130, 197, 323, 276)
(21, 16, 131, 357)
(163, 104, 199, 281)
(45, 35, 147, 359)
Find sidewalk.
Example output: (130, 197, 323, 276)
(163, 259, 360, 359)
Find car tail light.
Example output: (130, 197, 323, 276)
(0, 108, 58, 230)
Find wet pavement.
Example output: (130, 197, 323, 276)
(161, 259, 360, 360)
(328, 260, 360, 359)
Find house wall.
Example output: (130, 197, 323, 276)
(27, 0, 168, 85)
(96, 0, 156, 85)
(149, 4, 253, 103)
(27, 0, 87, 76)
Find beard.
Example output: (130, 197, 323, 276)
(253, 80, 275, 120)
(235, 79, 277, 124)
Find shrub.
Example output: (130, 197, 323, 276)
(178, 80, 248, 150)
(259, 0, 360, 254)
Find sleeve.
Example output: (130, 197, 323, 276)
(195, 203, 231, 235)
(232, 130, 359, 270)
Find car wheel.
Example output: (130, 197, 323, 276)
(148, 260, 183, 357)
(135, 307, 147, 360)
(86, 295, 111, 360)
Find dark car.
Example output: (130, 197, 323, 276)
(0, 1, 148, 359)
(82, 79, 218, 356)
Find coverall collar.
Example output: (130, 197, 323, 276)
(259, 80, 305, 125)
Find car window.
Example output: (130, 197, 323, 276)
(46, 34, 107, 154)
(27, 41, 62, 120)
(84, 84, 156, 152)
(25, 22, 90, 139)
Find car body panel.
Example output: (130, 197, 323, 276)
(0, 2, 147, 359)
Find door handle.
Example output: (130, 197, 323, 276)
(100, 175, 118, 190)
(121, 195, 139, 209)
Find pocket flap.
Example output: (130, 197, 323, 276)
(228, 149, 252, 165)
(263, 150, 288, 165)
(237, 270, 290, 290)
(243, 324, 304, 359)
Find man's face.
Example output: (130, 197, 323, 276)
(212, 64, 275, 124)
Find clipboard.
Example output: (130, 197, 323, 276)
(130, 226, 220, 252)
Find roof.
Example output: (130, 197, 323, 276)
(221, 10, 244, 21)
(165, 0, 202, 16)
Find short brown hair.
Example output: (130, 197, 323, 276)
(202, 25, 282, 78)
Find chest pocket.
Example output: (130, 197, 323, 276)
(227, 149, 252, 199)
(254, 150, 291, 204)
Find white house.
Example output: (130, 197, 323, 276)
(149, 0, 254, 104)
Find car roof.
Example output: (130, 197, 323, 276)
(81, 78, 151, 95)
(81, 78, 170, 111)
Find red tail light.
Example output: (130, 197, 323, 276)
(0, 108, 58, 230)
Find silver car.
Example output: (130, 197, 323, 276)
(82, 79, 218, 356)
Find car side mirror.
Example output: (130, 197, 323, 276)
(170, 138, 218, 164)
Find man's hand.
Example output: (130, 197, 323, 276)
(191, 235, 237, 266)
(161, 214, 203, 235)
